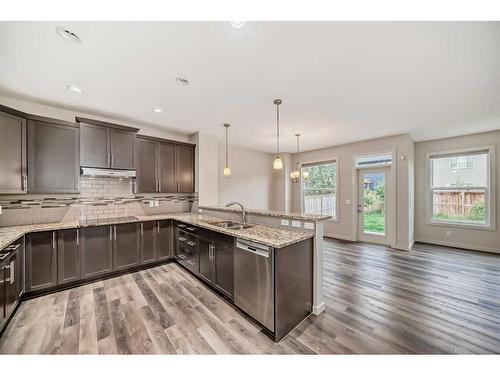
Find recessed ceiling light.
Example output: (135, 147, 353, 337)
(67, 85, 83, 93)
(152, 107, 162, 113)
(55, 27, 81, 44)
(175, 77, 189, 86)
(229, 21, 246, 29)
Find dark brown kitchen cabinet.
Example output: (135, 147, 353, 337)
(0, 109, 27, 194)
(0, 265, 5, 328)
(77, 117, 137, 170)
(213, 241, 234, 298)
(136, 138, 158, 193)
(136, 135, 195, 193)
(159, 142, 176, 192)
(140, 221, 158, 265)
(113, 223, 140, 271)
(157, 220, 172, 261)
(26, 232, 58, 292)
(198, 238, 214, 284)
(57, 229, 81, 285)
(27, 119, 80, 193)
(175, 144, 195, 193)
(0, 242, 22, 333)
(81, 226, 113, 278)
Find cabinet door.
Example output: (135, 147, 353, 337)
(140, 221, 157, 265)
(81, 226, 113, 278)
(159, 142, 176, 193)
(5, 251, 18, 317)
(80, 123, 110, 168)
(175, 144, 195, 193)
(198, 239, 215, 284)
(57, 229, 81, 285)
(157, 220, 172, 261)
(27, 120, 80, 193)
(113, 223, 140, 271)
(214, 241, 234, 299)
(0, 111, 27, 194)
(110, 129, 135, 169)
(136, 138, 158, 193)
(0, 266, 5, 326)
(26, 232, 58, 292)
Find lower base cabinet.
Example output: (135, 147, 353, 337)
(140, 221, 158, 264)
(157, 220, 172, 261)
(1, 239, 23, 332)
(113, 223, 140, 271)
(26, 232, 57, 292)
(57, 229, 81, 285)
(81, 226, 113, 279)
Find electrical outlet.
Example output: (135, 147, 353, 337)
(280, 219, 289, 226)
(345, 200, 351, 205)
(292, 220, 301, 228)
(304, 222, 314, 230)
(446, 230, 452, 237)
(154, 200, 159, 207)
(149, 201, 154, 208)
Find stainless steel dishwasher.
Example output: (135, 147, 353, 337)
(234, 238, 274, 332)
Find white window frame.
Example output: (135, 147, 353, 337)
(426, 145, 496, 231)
(300, 158, 339, 222)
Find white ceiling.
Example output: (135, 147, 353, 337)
(1, 21, 499, 153)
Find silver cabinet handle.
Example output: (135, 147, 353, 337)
(177, 181, 180, 192)
(107, 153, 111, 167)
(114, 226, 117, 241)
(76, 229, 79, 246)
(5, 244, 20, 251)
(109, 227, 112, 241)
(178, 224, 186, 228)
(141, 223, 144, 236)
(157, 222, 160, 235)
(52, 232, 56, 250)
(186, 260, 195, 266)
(112, 153, 115, 167)
(10, 260, 14, 285)
(185, 227, 195, 232)
(22, 175, 28, 191)
(177, 237, 186, 242)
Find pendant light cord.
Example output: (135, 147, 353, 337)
(276, 102, 280, 156)
(225, 125, 228, 165)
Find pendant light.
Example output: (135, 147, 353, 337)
(290, 134, 301, 182)
(223, 123, 231, 177)
(273, 99, 283, 169)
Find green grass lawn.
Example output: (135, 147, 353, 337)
(364, 212, 385, 234)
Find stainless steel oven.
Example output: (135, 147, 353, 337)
(234, 239, 274, 332)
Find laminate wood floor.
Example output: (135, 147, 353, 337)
(1, 239, 500, 354)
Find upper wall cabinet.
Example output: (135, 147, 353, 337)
(77, 117, 138, 170)
(0, 108, 27, 194)
(27, 118, 80, 193)
(136, 136, 195, 193)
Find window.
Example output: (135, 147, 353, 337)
(355, 153, 392, 169)
(429, 149, 490, 227)
(302, 161, 337, 219)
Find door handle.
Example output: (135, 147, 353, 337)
(107, 153, 111, 167)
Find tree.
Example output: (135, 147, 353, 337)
(303, 164, 336, 196)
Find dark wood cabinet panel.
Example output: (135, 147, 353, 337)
(175, 144, 195, 193)
(113, 223, 140, 271)
(214, 241, 234, 298)
(157, 220, 172, 261)
(57, 229, 81, 285)
(0, 110, 27, 194)
(79, 122, 110, 168)
(136, 138, 158, 193)
(140, 221, 157, 265)
(159, 142, 176, 193)
(198, 238, 214, 284)
(110, 129, 135, 169)
(81, 226, 113, 278)
(26, 232, 58, 292)
(4, 250, 19, 318)
(27, 120, 80, 193)
(0, 265, 5, 326)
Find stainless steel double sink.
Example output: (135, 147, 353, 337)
(208, 220, 254, 230)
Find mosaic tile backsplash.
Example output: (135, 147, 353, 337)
(0, 176, 197, 227)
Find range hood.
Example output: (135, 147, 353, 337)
(80, 167, 136, 179)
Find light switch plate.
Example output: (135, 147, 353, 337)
(345, 199, 351, 205)
(446, 230, 452, 237)
(154, 200, 159, 207)
(149, 201, 154, 207)
(304, 222, 314, 230)
(292, 220, 301, 228)
(280, 219, 289, 226)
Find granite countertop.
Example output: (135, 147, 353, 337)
(199, 205, 331, 222)
(0, 212, 314, 251)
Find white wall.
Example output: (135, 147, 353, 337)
(0, 95, 191, 143)
(291, 134, 414, 250)
(414, 130, 500, 253)
(190, 132, 218, 206)
(217, 143, 277, 210)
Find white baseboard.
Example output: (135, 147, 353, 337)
(415, 237, 500, 254)
(312, 302, 326, 315)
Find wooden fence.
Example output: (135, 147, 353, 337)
(304, 193, 335, 217)
(432, 191, 485, 217)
